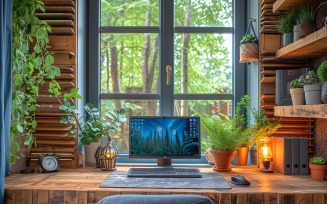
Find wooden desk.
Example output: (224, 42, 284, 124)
(4, 166, 327, 204)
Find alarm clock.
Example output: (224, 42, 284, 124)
(38, 148, 60, 173)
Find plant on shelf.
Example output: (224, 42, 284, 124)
(298, 6, 314, 38)
(301, 70, 322, 105)
(309, 156, 327, 181)
(10, 0, 61, 163)
(277, 10, 298, 46)
(239, 32, 258, 63)
(317, 60, 327, 103)
(198, 96, 249, 171)
(290, 78, 305, 105)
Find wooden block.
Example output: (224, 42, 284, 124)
(15, 189, 33, 204)
(77, 191, 88, 204)
(4, 189, 16, 204)
(65, 191, 77, 204)
(261, 83, 276, 95)
(53, 51, 76, 65)
(42, 0, 75, 7)
(248, 193, 264, 203)
(279, 194, 295, 204)
(32, 190, 49, 204)
(274, 104, 327, 118)
(49, 191, 65, 204)
(264, 193, 278, 204)
(48, 35, 75, 51)
(37, 13, 75, 20)
(260, 34, 281, 54)
(50, 27, 75, 35)
(45, 20, 74, 27)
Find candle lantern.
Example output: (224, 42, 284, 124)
(259, 137, 273, 173)
(94, 145, 103, 168)
(100, 136, 118, 171)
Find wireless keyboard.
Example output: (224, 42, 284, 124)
(127, 167, 202, 178)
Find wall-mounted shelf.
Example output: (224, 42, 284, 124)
(273, 0, 307, 12)
(276, 27, 327, 59)
(274, 104, 327, 118)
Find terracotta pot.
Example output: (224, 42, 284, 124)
(234, 147, 249, 166)
(209, 149, 236, 172)
(290, 88, 305, 105)
(309, 164, 327, 181)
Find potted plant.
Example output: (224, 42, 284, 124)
(298, 6, 314, 38)
(317, 60, 327, 103)
(309, 156, 327, 181)
(290, 78, 305, 105)
(50, 87, 127, 167)
(239, 34, 258, 63)
(199, 113, 247, 172)
(277, 10, 298, 46)
(301, 70, 322, 104)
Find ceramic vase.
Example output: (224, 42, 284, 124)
(290, 88, 305, 105)
(282, 32, 293, 46)
(304, 84, 322, 105)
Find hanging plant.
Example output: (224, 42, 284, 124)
(239, 19, 259, 63)
(10, 0, 61, 163)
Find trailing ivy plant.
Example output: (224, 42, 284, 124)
(11, 0, 61, 163)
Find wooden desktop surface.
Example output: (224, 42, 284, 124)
(4, 166, 327, 204)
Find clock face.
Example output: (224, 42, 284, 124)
(42, 156, 59, 171)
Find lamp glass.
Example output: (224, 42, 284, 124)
(258, 137, 273, 173)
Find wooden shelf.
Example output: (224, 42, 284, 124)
(274, 104, 327, 118)
(273, 0, 307, 12)
(276, 27, 327, 59)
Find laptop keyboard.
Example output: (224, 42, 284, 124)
(127, 167, 202, 178)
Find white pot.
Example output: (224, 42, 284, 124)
(290, 88, 305, 105)
(84, 141, 102, 165)
(304, 84, 322, 105)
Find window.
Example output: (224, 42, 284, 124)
(88, 0, 247, 156)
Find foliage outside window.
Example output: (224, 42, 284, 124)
(99, 0, 233, 153)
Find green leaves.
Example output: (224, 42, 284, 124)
(11, 0, 61, 164)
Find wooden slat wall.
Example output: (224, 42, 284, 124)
(26, 0, 78, 167)
(259, 0, 314, 159)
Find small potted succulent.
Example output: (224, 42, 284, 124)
(301, 70, 322, 104)
(289, 77, 305, 105)
(239, 34, 258, 63)
(317, 60, 327, 103)
(309, 156, 327, 181)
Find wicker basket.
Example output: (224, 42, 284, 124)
(239, 42, 259, 63)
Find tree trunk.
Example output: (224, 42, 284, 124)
(109, 34, 122, 109)
(181, 3, 192, 116)
(142, 11, 151, 93)
(105, 40, 110, 92)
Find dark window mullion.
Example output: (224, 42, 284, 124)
(100, 93, 160, 100)
(174, 94, 233, 100)
(101, 26, 159, 33)
(175, 26, 233, 33)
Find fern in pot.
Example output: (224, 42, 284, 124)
(198, 113, 248, 172)
(317, 60, 327, 103)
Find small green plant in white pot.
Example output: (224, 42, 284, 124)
(289, 78, 305, 105)
(317, 60, 327, 103)
(302, 70, 322, 105)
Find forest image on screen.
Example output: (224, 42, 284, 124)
(130, 117, 200, 157)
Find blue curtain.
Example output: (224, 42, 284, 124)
(0, 0, 12, 203)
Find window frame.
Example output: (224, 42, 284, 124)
(87, 0, 247, 165)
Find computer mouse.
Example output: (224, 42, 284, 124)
(231, 175, 251, 185)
